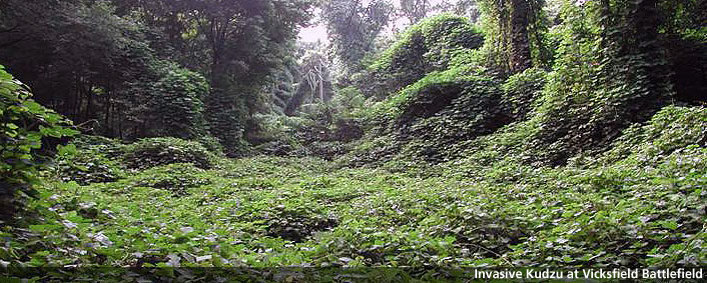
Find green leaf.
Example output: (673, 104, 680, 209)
(57, 144, 77, 156)
(660, 221, 678, 230)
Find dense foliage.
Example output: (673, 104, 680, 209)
(322, 0, 395, 73)
(0, 66, 78, 222)
(0, 0, 316, 155)
(0, 113, 704, 271)
(362, 14, 485, 99)
(146, 68, 210, 140)
(122, 137, 218, 170)
(1, 0, 706, 279)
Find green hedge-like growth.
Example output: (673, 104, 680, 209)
(54, 136, 126, 185)
(147, 68, 210, 140)
(122, 137, 217, 170)
(361, 14, 484, 99)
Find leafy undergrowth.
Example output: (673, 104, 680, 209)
(1, 108, 705, 269)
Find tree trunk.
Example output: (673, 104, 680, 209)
(509, 0, 532, 73)
(85, 83, 93, 122)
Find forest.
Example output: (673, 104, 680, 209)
(0, 0, 705, 281)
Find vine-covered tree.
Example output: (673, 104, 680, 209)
(478, 0, 547, 74)
(322, 0, 394, 73)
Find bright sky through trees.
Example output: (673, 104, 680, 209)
(298, 0, 457, 42)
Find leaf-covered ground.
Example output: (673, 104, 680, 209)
(1, 108, 705, 277)
(4, 153, 704, 269)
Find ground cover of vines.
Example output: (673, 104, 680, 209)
(3, 109, 704, 269)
